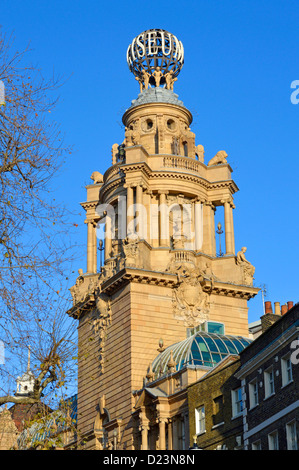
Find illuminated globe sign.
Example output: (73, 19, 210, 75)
(126, 29, 184, 88)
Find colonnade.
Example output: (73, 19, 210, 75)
(138, 412, 189, 450)
(85, 187, 236, 273)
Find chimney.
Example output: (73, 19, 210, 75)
(261, 300, 281, 332)
(274, 302, 280, 315)
(281, 304, 288, 315)
(287, 301, 294, 311)
(265, 301, 273, 314)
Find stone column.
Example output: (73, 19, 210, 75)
(230, 202, 235, 254)
(136, 184, 143, 239)
(158, 418, 167, 450)
(202, 201, 216, 256)
(104, 212, 112, 261)
(87, 221, 96, 273)
(223, 199, 234, 255)
(93, 221, 97, 273)
(126, 184, 134, 238)
(194, 198, 203, 252)
(158, 191, 169, 247)
(145, 189, 152, 244)
(140, 423, 149, 450)
(167, 419, 173, 450)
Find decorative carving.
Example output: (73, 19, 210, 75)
(195, 144, 204, 162)
(69, 270, 98, 305)
(90, 171, 103, 184)
(125, 122, 140, 147)
(123, 236, 140, 267)
(111, 143, 119, 164)
(207, 150, 228, 166)
(172, 265, 209, 326)
(236, 247, 255, 286)
(92, 293, 111, 374)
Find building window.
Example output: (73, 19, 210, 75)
(281, 355, 293, 387)
(195, 406, 205, 435)
(249, 379, 259, 409)
(187, 321, 225, 337)
(212, 395, 224, 427)
(264, 367, 275, 398)
(183, 141, 188, 157)
(268, 430, 279, 450)
(252, 440, 261, 450)
(232, 388, 243, 417)
(286, 420, 297, 450)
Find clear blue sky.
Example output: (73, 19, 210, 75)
(1, 0, 298, 324)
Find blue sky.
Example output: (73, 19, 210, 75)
(1, 0, 298, 324)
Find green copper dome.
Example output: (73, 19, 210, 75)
(152, 331, 252, 378)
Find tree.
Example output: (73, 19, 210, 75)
(0, 29, 78, 410)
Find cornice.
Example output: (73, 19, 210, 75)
(101, 267, 178, 295)
(202, 280, 260, 300)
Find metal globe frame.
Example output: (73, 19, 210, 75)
(126, 29, 184, 86)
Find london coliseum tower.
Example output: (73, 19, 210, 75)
(67, 30, 259, 450)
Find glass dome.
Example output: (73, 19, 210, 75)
(151, 331, 252, 378)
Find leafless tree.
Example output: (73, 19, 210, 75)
(0, 30, 78, 408)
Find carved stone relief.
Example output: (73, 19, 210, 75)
(91, 293, 111, 374)
(172, 265, 209, 327)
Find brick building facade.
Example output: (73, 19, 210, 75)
(236, 302, 299, 450)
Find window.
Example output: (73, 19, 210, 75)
(183, 142, 188, 157)
(188, 321, 225, 336)
(281, 355, 293, 387)
(212, 395, 224, 426)
(206, 321, 225, 335)
(252, 440, 261, 450)
(268, 430, 279, 450)
(264, 367, 275, 398)
(286, 421, 297, 450)
(195, 406, 205, 435)
(232, 388, 243, 417)
(249, 379, 259, 409)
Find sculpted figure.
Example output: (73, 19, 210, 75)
(90, 171, 103, 184)
(165, 70, 177, 90)
(152, 67, 163, 87)
(135, 76, 143, 93)
(207, 150, 228, 166)
(124, 125, 139, 147)
(172, 137, 180, 155)
(236, 247, 255, 285)
(141, 69, 151, 90)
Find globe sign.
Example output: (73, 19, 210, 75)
(126, 29, 184, 86)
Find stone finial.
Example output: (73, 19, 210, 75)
(146, 363, 154, 382)
(167, 351, 176, 373)
(157, 338, 165, 353)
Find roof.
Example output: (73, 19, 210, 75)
(128, 87, 186, 110)
(16, 394, 77, 449)
(152, 332, 252, 379)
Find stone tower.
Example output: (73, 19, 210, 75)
(67, 29, 259, 450)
